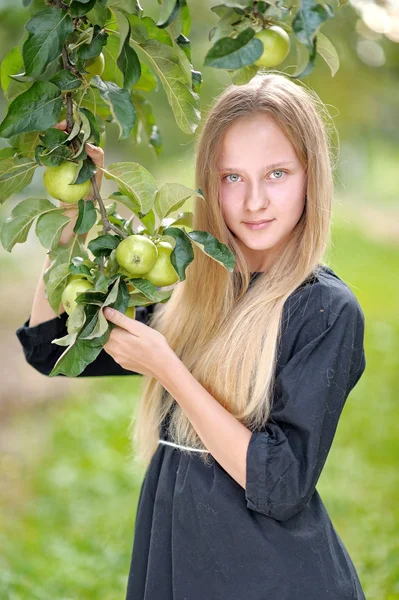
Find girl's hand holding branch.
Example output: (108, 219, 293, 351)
(102, 307, 172, 378)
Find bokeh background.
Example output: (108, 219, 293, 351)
(0, 0, 398, 598)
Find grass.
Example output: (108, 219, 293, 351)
(0, 219, 398, 599)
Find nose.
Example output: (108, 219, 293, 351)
(244, 180, 270, 212)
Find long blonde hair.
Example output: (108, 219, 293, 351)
(129, 70, 338, 471)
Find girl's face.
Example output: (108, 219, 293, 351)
(218, 113, 307, 272)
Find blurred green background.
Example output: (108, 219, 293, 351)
(0, 0, 398, 598)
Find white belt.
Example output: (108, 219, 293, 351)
(158, 439, 209, 453)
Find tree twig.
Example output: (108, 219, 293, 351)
(60, 40, 128, 240)
(91, 175, 128, 238)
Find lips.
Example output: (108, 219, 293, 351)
(243, 219, 273, 224)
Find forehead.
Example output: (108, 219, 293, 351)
(219, 114, 297, 165)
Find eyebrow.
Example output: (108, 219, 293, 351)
(219, 161, 296, 171)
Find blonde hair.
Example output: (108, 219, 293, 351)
(129, 70, 338, 471)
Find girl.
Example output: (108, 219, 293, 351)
(16, 71, 367, 599)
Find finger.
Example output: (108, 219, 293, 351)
(85, 142, 104, 166)
(85, 143, 104, 191)
(51, 119, 67, 130)
(103, 308, 136, 333)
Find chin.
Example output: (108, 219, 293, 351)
(241, 235, 277, 250)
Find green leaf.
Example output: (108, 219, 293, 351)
(93, 271, 113, 292)
(76, 24, 109, 63)
(92, 78, 136, 140)
(75, 290, 108, 306)
(102, 29, 157, 91)
(39, 128, 69, 149)
(0, 81, 63, 139)
(49, 336, 105, 377)
(109, 191, 141, 215)
(164, 226, 236, 276)
(129, 15, 172, 45)
(88, 233, 121, 257)
(132, 61, 157, 92)
(44, 235, 89, 316)
(128, 288, 172, 306)
(167, 211, 192, 227)
(156, 0, 180, 28)
(46, 236, 89, 279)
(315, 32, 339, 77)
(125, 277, 161, 302)
(86, 3, 111, 27)
(134, 31, 200, 134)
(137, 208, 156, 236)
(154, 183, 201, 224)
(0, 151, 38, 203)
(228, 63, 259, 85)
(131, 92, 162, 155)
(66, 303, 87, 334)
(292, 0, 334, 55)
(290, 37, 317, 79)
(69, 263, 93, 279)
(114, 9, 142, 89)
(79, 304, 109, 339)
(35, 210, 71, 251)
(210, 3, 247, 18)
(35, 144, 73, 167)
(8, 131, 41, 156)
(79, 107, 101, 146)
(50, 69, 82, 91)
(104, 162, 158, 214)
(208, 8, 241, 45)
(101, 34, 125, 88)
(107, 0, 143, 16)
(23, 8, 75, 78)
(158, 226, 194, 281)
(0, 197, 57, 252)
(74, 157, 96, 184)
(204, 27, 263, 70)
(46, 263, 71, 315)
(74, 199, 97, 234)
(0, 46, 23, 94)
(70, 0, 97, 18)
(52, 330, 79, 347)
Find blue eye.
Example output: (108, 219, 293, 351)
(224, 173, 241, 183)
(270, 170, 286, 179)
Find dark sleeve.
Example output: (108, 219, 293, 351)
(15, 304, 156, 378)
(245, 283, 366, 521)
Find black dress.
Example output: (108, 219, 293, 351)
(16, 265, 367, 600)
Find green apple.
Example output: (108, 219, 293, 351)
(254, 26, 290, 68)
(61, 279, 94, 315)
(115, 234, 158, 276)
(84, 52, 105, 81)
(43, 161, 91, 203)
(144, 241, 179, 287)
(125, 306, 136, 319)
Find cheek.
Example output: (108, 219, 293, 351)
(278, 196, 305, 216)
(275, 185, 306, 222)
(220, 188, 239, 219)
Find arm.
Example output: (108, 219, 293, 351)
(16, 304, 156, 377)
(16, 121, 142, 377)
(158, 282, 366, 522)
(244, 285, 366, 521)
